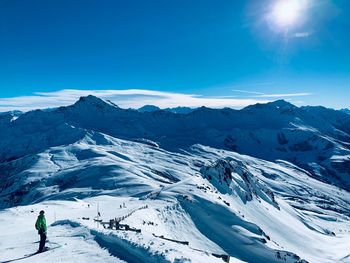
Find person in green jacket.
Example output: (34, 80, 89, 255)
(35, 210, 47, 252)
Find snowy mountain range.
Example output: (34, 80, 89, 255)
(1, 96, 349, 190)
(138, 105, 194, 114)
(0, 96, 349, 263)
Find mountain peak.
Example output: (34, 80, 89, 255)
(340, 108, 350, 114)
(77, 95, 105, 104)
(138, 105, 161, 112)
(243, 99, 296, 112)
(267, 99, 296, 108)
(73, 95, 118, 110)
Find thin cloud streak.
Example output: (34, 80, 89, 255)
(0, 89, 270, 112)
(232, 89, 265, 95)
(231, 89, 312, 98)
(255, 92, 312, 98)
(293, 32, 312, 38)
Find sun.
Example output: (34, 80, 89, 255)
(271, 0, 307, 28)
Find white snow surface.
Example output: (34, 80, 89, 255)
(0, 132, 349, 262)
(1, 97, 350, 263)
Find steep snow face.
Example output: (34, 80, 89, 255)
(1, 96, 349, 190)
(201, 158, 278, 208)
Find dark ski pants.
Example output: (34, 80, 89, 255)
(39, 233, 47, 252)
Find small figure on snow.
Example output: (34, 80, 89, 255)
(35, 210, 47, 253)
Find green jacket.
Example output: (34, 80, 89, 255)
(35, 215, 47, 234)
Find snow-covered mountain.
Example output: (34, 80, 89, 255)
(0, 110, 22, 124)
(164, 106, 194, 114)
(138, 105, 162, 112)
(1, 96, 349, 262)
(341, 108, 350, 115)
(2, 96, 349, 190)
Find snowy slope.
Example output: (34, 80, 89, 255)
(1, 131, 350, 262)
(1, 96, 350, 262)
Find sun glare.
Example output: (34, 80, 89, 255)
(271, 0, 307, 28)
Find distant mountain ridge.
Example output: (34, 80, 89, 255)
(138, 105, 194, 114)
(1, 95, 349, 190)
(341, 108, 350, 114)
(138, 105, 161, 112)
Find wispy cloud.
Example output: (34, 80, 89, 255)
(232, 87, 312, 98)
(231, 89, 265, 95)
(0, 89, 270, 112)
(293, 32, 312, 38)
(254, 92, 312, 98)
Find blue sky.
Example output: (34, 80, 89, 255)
(0, 0, 349, 111)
